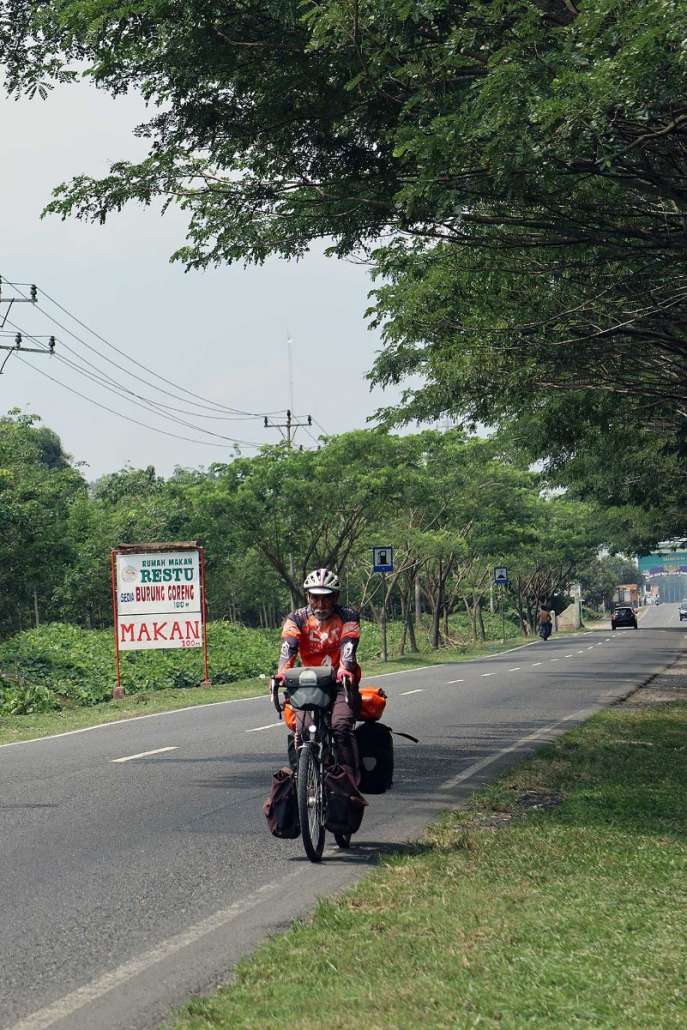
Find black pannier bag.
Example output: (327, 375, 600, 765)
(355, 721, 394, 794)
(324, 765, 367, 835)
(263, 767, 300, 839)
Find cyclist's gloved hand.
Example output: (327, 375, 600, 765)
(272, 672, 285, 687)
(336, 668, 354, 686)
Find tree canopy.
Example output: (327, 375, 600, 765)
(2, 1, 685, 534)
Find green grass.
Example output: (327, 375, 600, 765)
(167, 697, 687, 1030)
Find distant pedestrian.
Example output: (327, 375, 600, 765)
(537, 605, 552, 640)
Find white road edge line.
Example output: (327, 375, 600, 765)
(112, 747, 178, 764)
(439, 703, 600, 793)
(10, 869, 307, 1030)
(0, 694, 266, 751)
(246, 723, 282, 733)
(400, 688, 424, 696)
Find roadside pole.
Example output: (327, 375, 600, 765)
(373, 546, 394, 663)
(380, 572, 388, 662)
(493, 566, 509, 644)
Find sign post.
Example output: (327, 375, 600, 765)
(372, 547, 394, 662)
(493, 567, 509, 643)
(111, 541, 210, 698)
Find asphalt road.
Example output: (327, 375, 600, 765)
(1, 603, 684, 1030)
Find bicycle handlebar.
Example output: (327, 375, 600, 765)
(270, 676, 283, 719)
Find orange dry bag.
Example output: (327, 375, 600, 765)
(358, 686, 387, 722)
(283, 701, 297, 733)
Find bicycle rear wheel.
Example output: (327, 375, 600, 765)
(297, 744, 325, 862)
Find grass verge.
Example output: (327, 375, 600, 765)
(167, 695, 687, 1029)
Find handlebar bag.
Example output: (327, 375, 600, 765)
(324, 765, 367, 835)
(285, 667, 337, 710)
(263, 767, 300, 839)
(355, 721, 394, 794)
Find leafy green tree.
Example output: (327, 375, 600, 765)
(4, 0, 685, 534)
(209, 432, 408, 607)
(0, 412, 85, 633)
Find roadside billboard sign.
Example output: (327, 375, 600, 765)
(638, 551, 687, 576)
(111, 542, 209, 698)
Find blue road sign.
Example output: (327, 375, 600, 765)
(493, 566, 508, 586)
(373, 546, 394, 573)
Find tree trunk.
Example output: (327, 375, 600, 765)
(431, 560, 443, 649)
(477, 601, 486, 641)
(406, 606, 419, 653)
(415, 575, 422, 629)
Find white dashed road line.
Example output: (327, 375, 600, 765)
(550, 658, 560, 662)
(564, 654, 574, 658)
(112, 747, 178, 764)
(447, 679, 464, 684)
(367, 664, 442, 679)
(481, 672, 496, 678)
(401, 689, 424, 696)
(246, 723, 282, 733)
(508, 667, 521, 672)
(532, 662, 542, 667)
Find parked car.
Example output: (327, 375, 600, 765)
(611, 606, 638, 630)
(679, 601, 687, 622)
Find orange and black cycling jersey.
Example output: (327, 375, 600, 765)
(278, 605, 361, 673)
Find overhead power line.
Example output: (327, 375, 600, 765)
(15, 355, 262, 449)
(2, 276, 286, 418)
(8, 319, 264, 448)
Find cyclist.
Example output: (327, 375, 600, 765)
(273, 568, 361, 781)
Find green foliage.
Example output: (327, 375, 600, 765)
(0, 622, 281, 710)
(3, 1, 684, 533)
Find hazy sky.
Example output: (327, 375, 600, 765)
(1, 81, 406, 479)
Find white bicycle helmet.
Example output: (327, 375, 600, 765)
(303, 568, 340, 595)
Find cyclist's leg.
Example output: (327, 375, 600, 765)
(331, 685, 359, 783)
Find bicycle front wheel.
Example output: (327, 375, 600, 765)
(297, 744, 325, 862)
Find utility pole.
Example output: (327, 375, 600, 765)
(0, 279, 57, 372)
(263, 409, 313, 449)
(263, 409, 313, 610)
(0, 333, 55, 374)
(0, 278, 37, 328)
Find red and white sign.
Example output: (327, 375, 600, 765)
(110, 543, 210, 699)
(114, 549, 203, 651)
